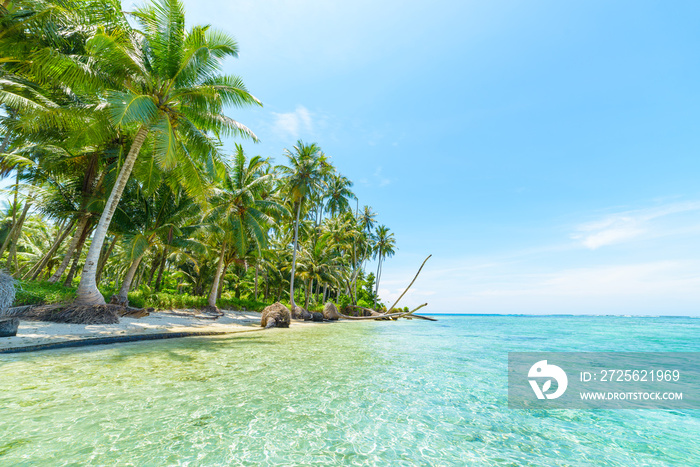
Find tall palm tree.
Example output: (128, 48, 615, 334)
(373, 225, 396, 307)
(205, 145, 283, 310)
(279, 140, 326, 308)
(74, 0, 261, 305)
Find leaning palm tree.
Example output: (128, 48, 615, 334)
(75, 0, 261, 305)
(373, 225, 396, 307)
(279, 140, 326, 308)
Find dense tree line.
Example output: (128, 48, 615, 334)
(0, 0, 396, 312)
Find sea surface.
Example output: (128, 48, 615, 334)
(0, 315, 699, 466)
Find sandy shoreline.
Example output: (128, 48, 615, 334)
(0, 309, 318, 352)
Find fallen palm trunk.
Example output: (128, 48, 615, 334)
(393, 303, 427, 318)
(338, 311, 407, 320)
(347, 304, 379, 316)
(337, 255, 435, 322)
(386, 255, 431, 313)
(338, 303, 432, 321)
(409, 314, 437, 321)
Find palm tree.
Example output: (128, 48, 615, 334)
(324, 174, 356, 217)
(373, 225, 396, 307)
(279, 140, 326, 308)
(111, 182, 200, 305)
(204, 145, 283, 310)
(74, 0, 261, 305)
(296, 236, 339, 309)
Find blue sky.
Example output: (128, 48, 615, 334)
(121, 1, 700, 315)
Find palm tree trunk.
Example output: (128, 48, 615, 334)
(352, 242, 358, 302)
(114, 252, 146, 305)
(254, 264, 259, 300)
(6, 201, 31, 274)
(23, 218, 75, 280)
(154, 247, 167, 291)
(374, 255, 383, 307)
(63, 222, 92, 286)
(95, 235, 118, 286)
(7, 170, 19, 247)
(146, 251, 161, 286)
(289, 201, 302, 307)
(304, 278, 311, 309)
(1, 200, 30, 257)
(207, 240, 227, 309)
(219, 262, 229, 300)
(76, 126, 149, 305)
(48, 215, 90, 283)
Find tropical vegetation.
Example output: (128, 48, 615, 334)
(0, 0, 397, 314)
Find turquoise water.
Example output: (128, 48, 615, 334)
(1, 315, 699, 466)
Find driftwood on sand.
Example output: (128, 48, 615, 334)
(338, 303, 429, 321)
(386, 254, 431, 313)
(335, 255, 435, 322)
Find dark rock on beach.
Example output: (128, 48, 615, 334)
(312, 312, 324, 322)
(261, 302, 291, 328)
(0, 317, 19, 337)
(291, 305, 312, 321)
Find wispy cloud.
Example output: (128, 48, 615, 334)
(360, 166, 392, 187)
(571, 201, 700, 249)
(374, 166, 391, 187)
(271, 106, 313, 140)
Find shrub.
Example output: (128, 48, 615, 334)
(13, 281, 76, 306)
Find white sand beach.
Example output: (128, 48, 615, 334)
(0, 309, 279, 351)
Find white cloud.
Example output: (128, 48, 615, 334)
(571, 201, 700, 249)
(271, 106, 313, 140)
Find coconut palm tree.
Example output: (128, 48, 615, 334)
(204, 145, 283, 310)
(296, 236, 339, 309)
(279, 140, 327, 308)
(74, 0, 261, 305)
(324, 174, 356, 217)
(111, 181, 201, 305)
(373, 225, 396, 307)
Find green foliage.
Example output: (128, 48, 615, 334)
(13, 281, 77, 306)
(0, 1, 399, 313)
(13, 279, 268, 311)
(337, 294, 351, 308)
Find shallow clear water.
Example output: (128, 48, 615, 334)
(1, 315, 699, 466)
